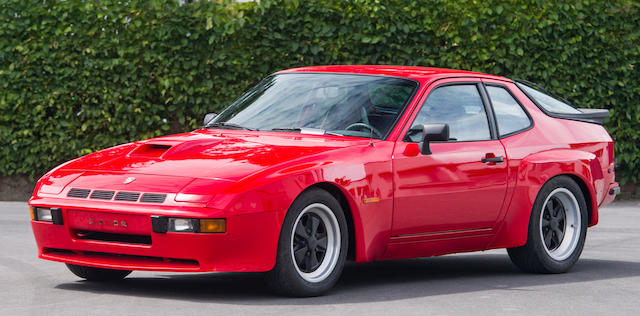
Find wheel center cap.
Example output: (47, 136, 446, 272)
(308, 238, 317, 250)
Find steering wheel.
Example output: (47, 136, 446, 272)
(345, 123, 383, 138)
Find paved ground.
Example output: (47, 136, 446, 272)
(1, 201, 639, 315)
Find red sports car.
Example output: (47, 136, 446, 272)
(29, 66, 619, 296)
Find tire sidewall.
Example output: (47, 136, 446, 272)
(66, 264, 131, 281)
(529, 176, 588, 272)
(269, 188, 348, 296)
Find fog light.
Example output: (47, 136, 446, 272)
(200, 219, 226, 233)
(35, 207, 53, 222)
(168, 218, 197, 232)
(152, 216, 227, 234)
(33, 207, 63, 224)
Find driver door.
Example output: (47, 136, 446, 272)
(392, 80, 508, 237)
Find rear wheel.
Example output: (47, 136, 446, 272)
(507, 176, 588, 273)
(66, 264, 131, 281)
(266, 188, 348, 297)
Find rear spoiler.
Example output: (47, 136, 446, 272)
(558, 108, 610, 125)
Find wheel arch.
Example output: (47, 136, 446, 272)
(564, 173, 595, 226)
(300, 182, 358, 261)
(491, 149, 600, 249)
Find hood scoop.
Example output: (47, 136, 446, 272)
(129, 144, 172, 158)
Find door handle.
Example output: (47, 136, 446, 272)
(481, 156, 504, 163)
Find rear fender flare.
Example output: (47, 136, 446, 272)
(494, 149, 599, 248)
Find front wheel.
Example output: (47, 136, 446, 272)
(265, 188, 348, 297)
(66, 264, 132, 281)
(508, 176, 588, 273)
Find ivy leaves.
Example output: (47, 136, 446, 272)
(0, 0, 638, 182)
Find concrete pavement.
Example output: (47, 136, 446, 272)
(1, 201, 639, 315)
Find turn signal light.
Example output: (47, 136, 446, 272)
(200, 219, 226, 233)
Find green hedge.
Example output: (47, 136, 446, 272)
(1, 0, 639, 182)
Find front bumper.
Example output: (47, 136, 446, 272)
(29, 197, 280, 272)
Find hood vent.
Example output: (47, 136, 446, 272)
(114, 191, 141, 202)
(140, 193, 166, 203)
(68, 188, 91, 198)
(90, 190, 115, 200)
(129, 144, 172, 158)
(66, 188, 166, 204)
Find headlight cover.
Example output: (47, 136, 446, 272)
(175, 178, 235, 204)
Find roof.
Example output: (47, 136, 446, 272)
(277, 65, 509, 82)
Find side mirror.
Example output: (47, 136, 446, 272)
(411, 123, 449, 155)
(203, 113, 218, 127)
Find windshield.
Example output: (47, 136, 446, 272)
(210, 73, 417, 139)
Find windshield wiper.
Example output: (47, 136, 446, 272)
(205, 122, 256, 131)
(271, 127, 343, 136)
(271, 127, 302, 132)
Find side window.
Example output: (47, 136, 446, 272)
(407, 84, 491, 142)
(486, 86, 531, 137)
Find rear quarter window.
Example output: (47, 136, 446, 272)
(486, 86, 532, 137)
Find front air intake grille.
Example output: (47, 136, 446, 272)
(67, 188, 91, 198)
(140, 193, 166, 203)
(66, 188, 166, 204)
(114, 191, 141, 202)
(90, 190, 115, 200)
(74, 230, 152, 245)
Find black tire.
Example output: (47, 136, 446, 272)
(265, 188, 348, 297)
(66, 264, 132, 281)
(507, 176, 588, 273)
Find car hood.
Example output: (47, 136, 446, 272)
(59, 130, 370, 183)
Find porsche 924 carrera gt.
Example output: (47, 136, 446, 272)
(29, 66, 619, 296)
